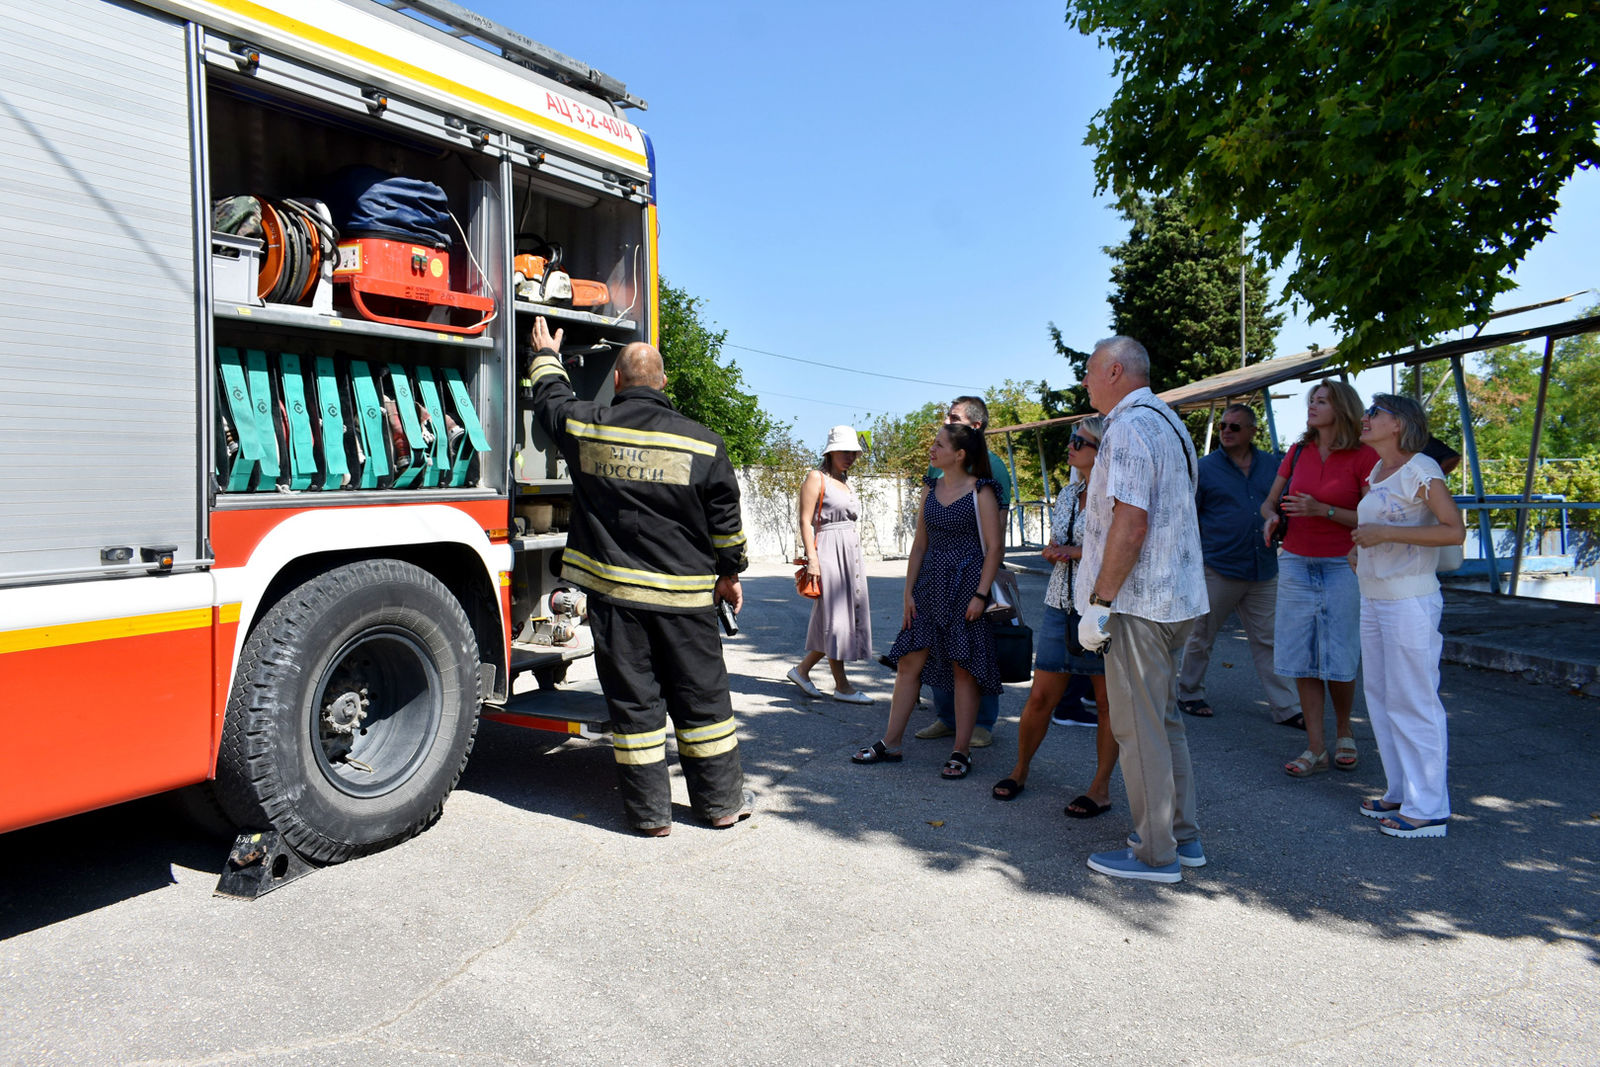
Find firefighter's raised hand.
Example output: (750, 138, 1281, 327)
(531, 315, 563, 354)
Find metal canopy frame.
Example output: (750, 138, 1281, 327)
(985, 294, 1599, 593)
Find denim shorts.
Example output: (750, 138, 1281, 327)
(1036, 603, 1106, 677)
(1274, 551, 1361, 682)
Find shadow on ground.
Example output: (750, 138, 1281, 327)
(5, 569, 1597, 966)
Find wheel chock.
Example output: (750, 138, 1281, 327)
(214, 830, 319, 899)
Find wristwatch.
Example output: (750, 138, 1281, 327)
(1090, 592, 1113, 608)
(1326, 505, 1336, 519)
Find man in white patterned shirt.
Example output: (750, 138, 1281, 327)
(1075, 336, 1209, 883)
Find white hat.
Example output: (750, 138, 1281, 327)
(822, 425, 862, 454)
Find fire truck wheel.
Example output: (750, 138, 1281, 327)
(215, 559, 481, 864)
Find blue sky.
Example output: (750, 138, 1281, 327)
(477, 0, 1598, 446)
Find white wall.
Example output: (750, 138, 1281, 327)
(735, 470, 922, 562)
(735, 469, 1054, 561)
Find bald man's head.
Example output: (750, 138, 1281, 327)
(615, 342, 667, 390)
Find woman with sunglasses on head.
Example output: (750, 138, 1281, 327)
(1350, 395, 1465, 837)
(851, 422, 1004, 780)
(991, 417, 1121, 817)
(1261, 379, 1378, 777)
(787, 426, 875, 704)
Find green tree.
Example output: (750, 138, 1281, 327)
(1067, 1, 1600, 367)
(1104, 190, 1283, 391)
(865, 401, 946, 483)
(1047, 189, 1282, 439)
(1406, 314, 1600, 460)
(656, 278, 776, 465)
(982, 380, 1050, 502)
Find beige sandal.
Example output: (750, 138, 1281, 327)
(1285, 749, 1329, 777)
(1333, 736, 1358, 771)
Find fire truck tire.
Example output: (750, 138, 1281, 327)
(215, 559, 481, 864)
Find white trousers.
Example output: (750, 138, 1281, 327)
(1360, 592, 1450, 821)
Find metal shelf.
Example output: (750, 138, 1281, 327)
(215, 302, 495, 348)
(512, 300, 636, 332)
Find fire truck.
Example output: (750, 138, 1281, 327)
(0, 0, 654, 871)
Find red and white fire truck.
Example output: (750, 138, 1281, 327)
(0, 0, 655, 868)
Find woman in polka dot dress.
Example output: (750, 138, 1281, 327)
(852, 423, 1004, 779)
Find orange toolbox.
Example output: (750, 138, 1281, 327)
(333, 238, 494, 335)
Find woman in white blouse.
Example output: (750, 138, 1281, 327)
(1350, 394, 1465, 839)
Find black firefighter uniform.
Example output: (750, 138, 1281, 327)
(526, 346, 748, 830)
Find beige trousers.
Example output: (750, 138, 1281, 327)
(1178, 566, 1302, 722)
(1105, 613, 1198, 868)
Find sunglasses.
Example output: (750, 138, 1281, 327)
(1365, 404, 1395, 418)
(1069, 435, 1098, 450)
(1219, 421, 1252, 433)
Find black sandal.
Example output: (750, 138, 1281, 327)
(941, 751, 972, 779)
(1063, 794, 1112, 818)
(992, 777, 1025, 800)
(851, 740, 903, 764)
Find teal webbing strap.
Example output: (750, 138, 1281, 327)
(385, 364, 427, 489)
(414, 366, 449, 488)
(313, 356, 350, 491)
(350, 361, 390, 489)
(278, 353, 316, 491)
(244, 349, 280, 491)
(442, 368, 489, 487)
(217, 348, 261, 492)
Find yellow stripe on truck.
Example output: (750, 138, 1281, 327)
(0, 608, 217, 655)
(212, 0, 649, 169)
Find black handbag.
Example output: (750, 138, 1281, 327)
(991, 618, 1034, 683)
(1065, 610, 1085, 657)
(1272, 443, 1305, 547)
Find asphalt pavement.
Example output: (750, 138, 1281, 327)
(3, 560, 1598, 1065)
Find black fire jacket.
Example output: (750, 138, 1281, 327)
(526, 347, 747, 613)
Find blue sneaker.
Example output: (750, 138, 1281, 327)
(1086, 848, 1182, 883)
(1126, 832, 1207, 868)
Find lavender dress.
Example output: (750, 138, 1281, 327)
(805, 477, 873, 661)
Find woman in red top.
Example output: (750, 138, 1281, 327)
(1261, 380, 1378, 777)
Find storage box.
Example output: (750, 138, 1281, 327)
(212, 232, 263, 306)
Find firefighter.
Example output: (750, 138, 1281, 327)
(525, 316, 752, 836)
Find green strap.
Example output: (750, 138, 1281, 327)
(414, 366, 450, 488)
(385, 364, 428, 489)
(350, 360, 390, 489)
(278, 353, 316, 491)
(313, 356, 350, 490)
(442, 368, 489, 487)
(217, 348, 260, 492)
(244, 349, 280, 491)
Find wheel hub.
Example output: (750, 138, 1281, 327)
(321, 688, 369, 736)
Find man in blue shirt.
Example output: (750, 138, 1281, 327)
(1176, 404, 1303, 726)
(912, 396, 1013, 747)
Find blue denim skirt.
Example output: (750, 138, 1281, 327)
(1274, 551, 1361, 682)
(1037, 603, 1106, 677)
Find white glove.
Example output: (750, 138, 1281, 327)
(1078, 604, 1112, 653)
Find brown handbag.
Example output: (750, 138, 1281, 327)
(794, 477, 825, 599)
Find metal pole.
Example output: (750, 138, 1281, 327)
(1451, 355, 1500, 594)
(1203, 400, 1217, 455)
(1511, 335, 1557, 596)
(1239, 232, 1248, 370)
(1260, 388, 1281, 454)
(1036, 429, 1052, 507)
(1003, 430, 1021, 546)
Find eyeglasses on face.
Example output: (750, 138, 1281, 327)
(1069, 435, 1098, 450)
(1365, 404, 1395, 419)
(1219, 421, 1252, 433)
